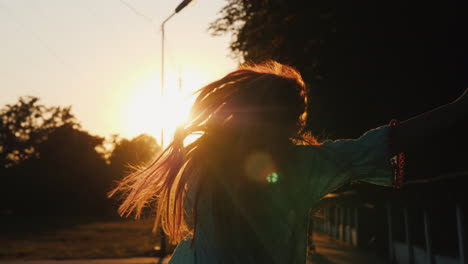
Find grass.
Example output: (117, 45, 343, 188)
(0, 218, 176, 260)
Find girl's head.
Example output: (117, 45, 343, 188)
(110, 60, 312, 244)
(205, 60, 306, 135)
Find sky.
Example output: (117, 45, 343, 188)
(0, 0, 238, 143)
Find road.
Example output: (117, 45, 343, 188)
(0, 232, 387, 264)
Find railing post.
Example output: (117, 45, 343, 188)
(456, 205, 466, 264)
(386, 201, 394, 263)
(346, 207, 353, 244)
(404, 207, 414, 264)
(344, 207, 348, 243)
(340, 206, 345, 241)
(335, 206, 339, 239)
(346, 207, 351, 243)
(325, 206, 330, 234)
(354, 207, 359, 246)
(423, 208, 434, 264)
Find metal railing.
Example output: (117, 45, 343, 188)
(313, 170, 468, 264)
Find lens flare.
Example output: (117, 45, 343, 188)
(244, 151, 278, 183)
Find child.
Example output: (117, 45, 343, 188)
(110, 61, 467, 264)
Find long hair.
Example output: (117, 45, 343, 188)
(109, 60, 315, 247)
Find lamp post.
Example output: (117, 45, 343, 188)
(160, 0, 193, 148)
(157, 0, 193, 257)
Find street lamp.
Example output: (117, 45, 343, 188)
(160, 0, 193, 148)
(157, 0, 193, 257)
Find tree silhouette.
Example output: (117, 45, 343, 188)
(109, 133, 160, 182)
(0, 97, 164, 222)
(1, 123, 113, 217)
(0, 97, 115, 217)
(210, 0, 468, 140)
(0, 96, 77, 168)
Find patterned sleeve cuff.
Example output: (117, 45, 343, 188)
(389, 119, 405, 188)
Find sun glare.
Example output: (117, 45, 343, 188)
(125, 73, 206, 147)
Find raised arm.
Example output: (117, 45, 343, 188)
(393, 88, 467, 153)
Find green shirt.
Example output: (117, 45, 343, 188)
(169, 124, 394, 264)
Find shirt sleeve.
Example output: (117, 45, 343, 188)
(296, 125, 396, 200)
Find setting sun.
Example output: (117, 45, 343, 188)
(124, 72, 207, 146)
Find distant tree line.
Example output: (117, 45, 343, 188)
(0, 96, 161, 219)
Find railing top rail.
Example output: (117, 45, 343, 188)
(402, 170, 468, 187)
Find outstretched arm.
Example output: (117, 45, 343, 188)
(393, 88, 468, 153)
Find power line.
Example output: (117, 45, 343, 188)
(0, 2, 77, 73)
(117, 0, 155, 24)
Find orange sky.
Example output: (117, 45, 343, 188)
(0, 0, 238, 143)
